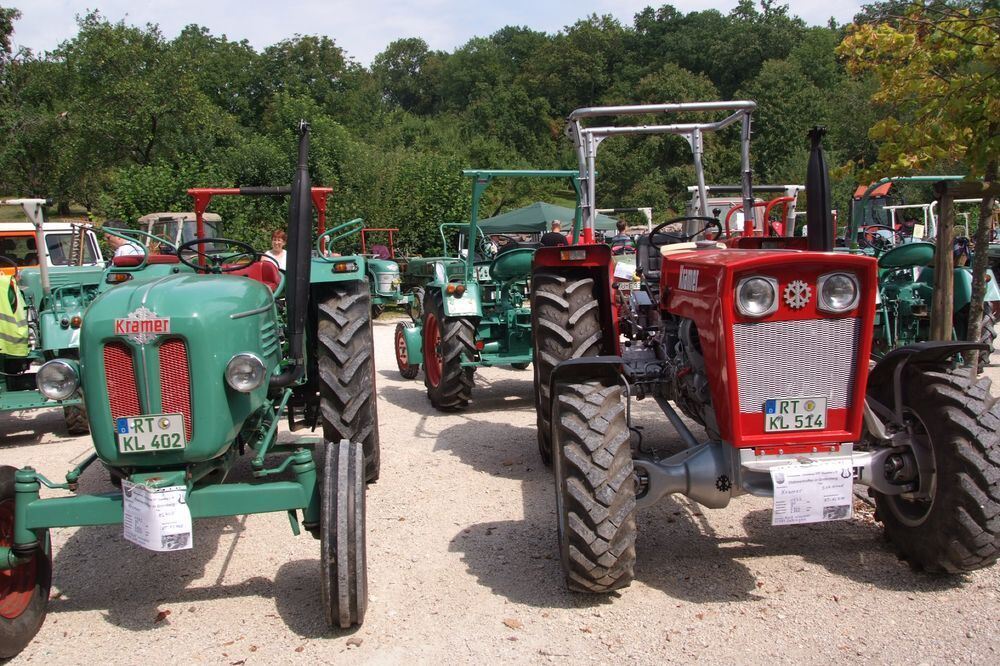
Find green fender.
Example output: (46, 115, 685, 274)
(309, 254, 367, 284)
(402, 322, 423, 365)
(916, 266, 1000, 310)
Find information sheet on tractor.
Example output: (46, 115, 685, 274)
(769, 461, 854, 526)
(122, 481, 193, 551)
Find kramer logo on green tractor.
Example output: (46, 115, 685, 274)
(114, 306, 170, 341)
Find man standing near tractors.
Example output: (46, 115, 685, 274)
(540, 219, 567, 246)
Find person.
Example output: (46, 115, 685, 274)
(540, 220, 568, 247)
(607, 220, 634, 255)
(105, 225, 143, 258)
(265, 229, 287, 270)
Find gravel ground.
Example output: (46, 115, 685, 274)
(4, 315, 999, 664)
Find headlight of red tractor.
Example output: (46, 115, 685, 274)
(735, 276, 778, 317)
(817, 272, 860, 312)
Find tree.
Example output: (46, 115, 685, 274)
(839, 0, 999, 362)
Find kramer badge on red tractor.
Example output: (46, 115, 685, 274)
(0, 123, 377, 658)
(532, 102, 1000, 593)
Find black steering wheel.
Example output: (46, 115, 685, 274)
(859, 224, 901, 252)
(0, 255, 19, 278)
(177, 237, 261, 274)
(649, 216, 723, 248)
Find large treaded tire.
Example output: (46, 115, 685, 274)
(421, 290, 475, 411)
(553, 380, 636, 592)
(62, 404, 89, 435)
(873, 366, 1000, 573)
(531, 272, 602, 466)
(320, 440, 367, 629)
(317, 281, 381, 483)
(955, 306, 996, 373)
(0, 466, 51, 658)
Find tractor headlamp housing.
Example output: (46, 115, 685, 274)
(817, 272, 859, 313)
(37, 359, 79, 401)
(735, 276, 778, 317)
(225, 353, 266, 393)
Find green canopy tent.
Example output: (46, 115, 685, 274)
(478, 202, 619, 233)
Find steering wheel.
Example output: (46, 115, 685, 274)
(0, 255, 19, 278)
(491, 234, 523, 255)
(860, 224, 901, 252)
(177, 237, 261, 274)
(649, 216, 723, 248)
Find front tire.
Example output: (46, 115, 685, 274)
(421, 290, 475, 411)
(317, 281, 381, 483)
(873, 366, 1000, 573)
(394, 322, 420, 380)
(320, 440, 367, 629)
(62, 404, 89, 435)
(532, 272, 602, 465)
(553, 380, 636, 592)
(0, 466, 51, 658)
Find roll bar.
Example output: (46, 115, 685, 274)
(566, 101, 756, 243)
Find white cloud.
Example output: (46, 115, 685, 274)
(9, 1, 864, 65)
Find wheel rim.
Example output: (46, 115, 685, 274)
(885, 409, 938, 527)
(0, 500, 37, 619)
(424, 314, 443, 387)
(395, 326, 409, 367)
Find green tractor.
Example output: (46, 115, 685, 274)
(356, 227, 413, 319)
(0, 123, 377, 658)
(0, 199, 106, 434)
(848, 178, 999, 368)
(393, 169, 583, 408)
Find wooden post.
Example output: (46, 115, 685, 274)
(930, 181, 955, 341)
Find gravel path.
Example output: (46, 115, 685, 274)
(5, 315, 999, 664)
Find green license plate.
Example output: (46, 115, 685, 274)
(764, 397, 827, 432)
(116, 413, 186, 453)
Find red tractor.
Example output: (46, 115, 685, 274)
(532, 101, 1000, 592)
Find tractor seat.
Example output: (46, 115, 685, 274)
(878, 241, 935, 269)
(226, 259, 281, 292)
(111, 254, 180, 267)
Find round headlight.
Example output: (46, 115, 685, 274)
(225, 353, 266, 393)
(736, 276, 778, 317)
(37, 359, 79, 400)
(818, 272, 859, 312)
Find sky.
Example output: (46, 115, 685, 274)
(8, 1, 864, 65)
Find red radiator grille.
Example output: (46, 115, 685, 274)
(159, 338, 193, 441)
(104, 342, 140, 420)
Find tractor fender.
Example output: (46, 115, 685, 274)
(425, 282, 483, 318)
(868, 341, 989, 423)
(550, 356, 625, 395)
(402, 321, 423, 365)
(916, 266, 1000, 310)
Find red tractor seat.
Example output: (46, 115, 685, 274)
(111, 254, 180, 267)
(226, 260, 281, 292)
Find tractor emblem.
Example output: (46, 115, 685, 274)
(783, 280, 811, 309)
(114, 306, 170, 344)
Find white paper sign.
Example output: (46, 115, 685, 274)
(122, 480, 193, 551)
(770, 461, 854, 526)
(613, 261, 636, 281)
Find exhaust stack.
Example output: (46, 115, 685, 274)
(806, 126, 834, 252)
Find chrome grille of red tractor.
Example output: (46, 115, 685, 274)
(103, 342, 140, 420)
(732, 317, 862, 413)
(159, 338, 193, 441)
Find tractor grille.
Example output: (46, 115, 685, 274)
(104, 342, 140, 420)
(158, 339, 193, 441)
(732, 317, 861, 413)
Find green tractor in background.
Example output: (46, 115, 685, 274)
(393, 169, 583, 409)
(356, 227, 413, 319)
(0, 123, 378, 658)
(848, 177, 999, 368)
(0, 199, 106, 434)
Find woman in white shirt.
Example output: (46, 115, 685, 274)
(264, 229, 287, 270)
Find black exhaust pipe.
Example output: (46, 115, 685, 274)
(270, 121, 313, 388)
(805, 126, 834, 252)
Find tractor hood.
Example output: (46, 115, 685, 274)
(79, 273, 282, 467)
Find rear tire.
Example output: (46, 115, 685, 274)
(553, 380, 636, 592)
(421, 290, 475, 411)
(62, 404, 89, 435)
(317, 281, 381, 483)
(394, 322, 420, 379)
(955, 306, 995, 372)
(0, 466, 51, 658)
(873, 366, 1000, 573)
(320, 440, 367, 629)
(532, 272, 602, 466)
